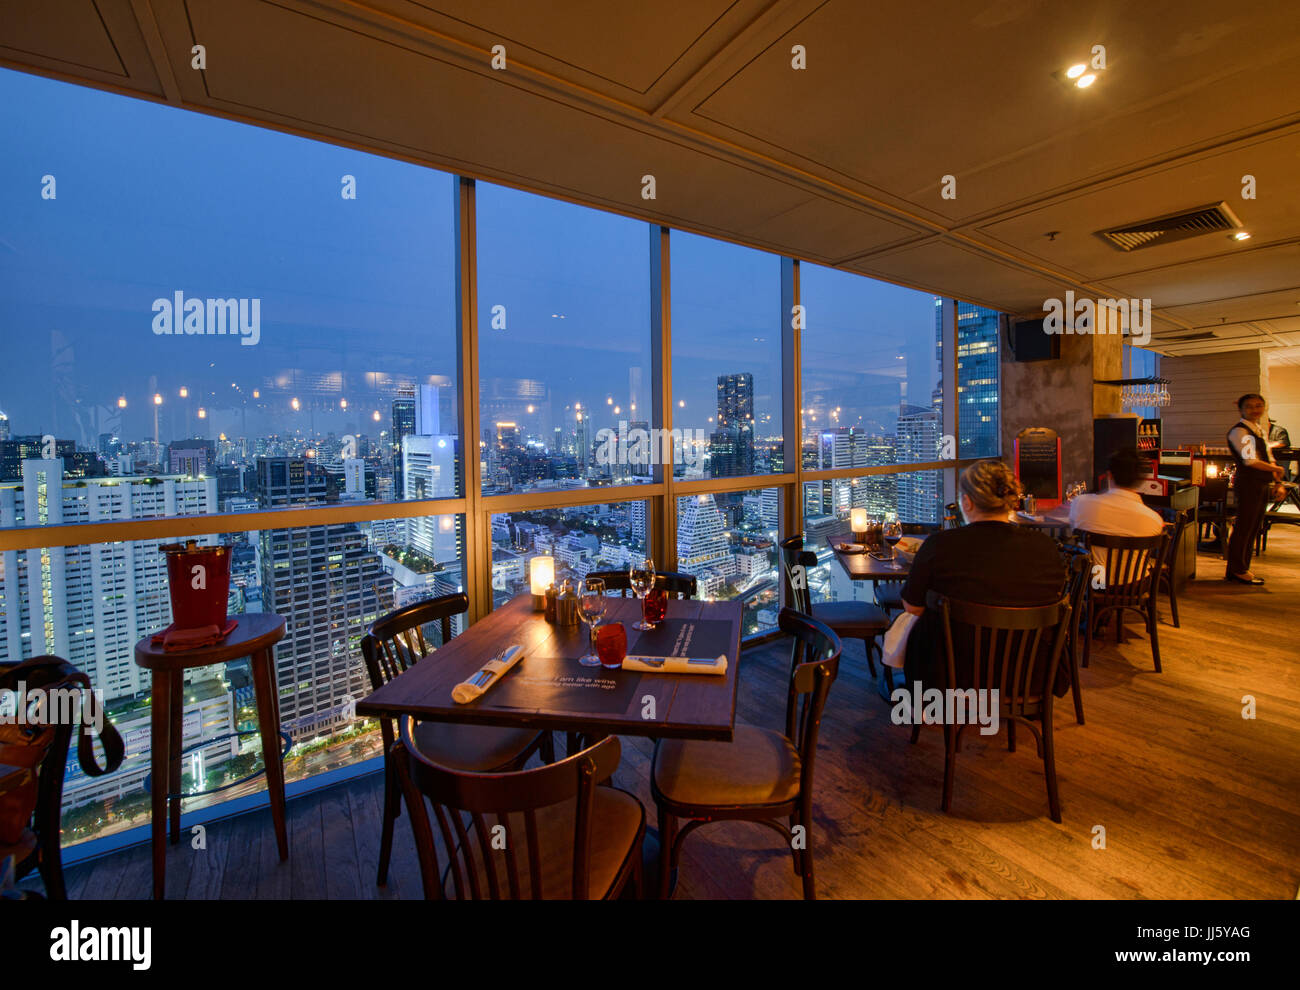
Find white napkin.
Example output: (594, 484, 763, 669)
(882, 612, 917, 669)
(452, 645, 526, 704)
(622, 654, 728, 675)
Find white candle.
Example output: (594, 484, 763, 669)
(850, 508, 868, 534)
(530, 555, 555, 596)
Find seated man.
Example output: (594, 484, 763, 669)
(1068, 446, 1164, 567)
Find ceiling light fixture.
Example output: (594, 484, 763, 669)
(1065, 63, 1087, 79)
(1232, 231, 1251, 241)
(1076, 73, 1096, 88)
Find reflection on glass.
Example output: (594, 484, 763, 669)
(671, 233, 782, 479)
(477, 183, 652, 494)
(800, 265, 943, 470)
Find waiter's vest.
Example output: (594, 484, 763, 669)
(1227, 419, 1273, 486)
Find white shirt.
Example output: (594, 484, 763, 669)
(1227, 419, 1274, 466)
(1069, 487, 1165, 569)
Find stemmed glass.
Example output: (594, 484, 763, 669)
(577, 576, 607, 667)
(629, 558, 657, 631)
(883, 519, 903, 568)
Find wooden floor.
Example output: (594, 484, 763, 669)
(60, 528, 1300, 899)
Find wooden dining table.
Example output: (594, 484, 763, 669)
(355, 594, 742, 743)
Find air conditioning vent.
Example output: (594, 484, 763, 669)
(1159, 331, 1218, 343)
(1097, 202, 1242, 252)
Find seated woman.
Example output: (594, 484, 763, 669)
(900, 459, 1069, 696)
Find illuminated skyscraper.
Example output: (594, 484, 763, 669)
(956, 303, 1001, 457)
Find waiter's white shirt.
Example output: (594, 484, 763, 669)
(1069, 487, 1165, 569)
(1227, 419, 1274, 467)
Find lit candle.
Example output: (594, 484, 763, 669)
(850, 508, 868, 542)
(530, 555, 555, 610)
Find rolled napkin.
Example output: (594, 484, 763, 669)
(622, 654, 728, 675)
(452, 645, 526, 704)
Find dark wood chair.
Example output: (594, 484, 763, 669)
(1197, 475, 1231, 558)
(780, 534, 887, 676)
(360, 593, 554, 887)
(1157, 508, 1191, 628)
(584, 569, 697, 599)
(651, 608, 841, 899)
(1078, 531, 1169, 673)
(393, 726, 644, 899)
(1059, 546, 1092, 725)
(923, 593, 1074, 822)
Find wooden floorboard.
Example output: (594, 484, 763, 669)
(53, 529, 1300, 899)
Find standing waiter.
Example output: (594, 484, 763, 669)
(1225, 393, 1287, 585)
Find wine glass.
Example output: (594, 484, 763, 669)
(577, 576, 607, 667)
(883, 519, 903, 568)
(629, 557, 657, 631)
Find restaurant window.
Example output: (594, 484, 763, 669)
(801, 469, 945, 604)
(675, 489, 780, 636)
(489, 502, 649, 610)
(14, 514, 465, 849)
(956, 301, 1002, 458)
(800, 265, 944, 468)
(670, 233, 783, 479)
(0, 68, 461, 524)
(476, 184, 653, 493)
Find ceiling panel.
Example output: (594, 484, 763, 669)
(688, 0, 1300, 223)
(1103, 242, 1300, 308)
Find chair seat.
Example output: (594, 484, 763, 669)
(810, 600, 890, 638)
(412, 720, 543, 773)
(445, 786, 644, 899)
(653, 725, 801, 810)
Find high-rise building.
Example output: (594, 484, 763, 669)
(256, 457, 392, 741)
(956, 303, 1001, 456)
(676, 494, 734, 583)
(0, 461, 218, 699)
(895, 406, 942, 524)
(711, 373, 755, 477)
(391, 390, 416, 494)
(0, 410, 9, 441)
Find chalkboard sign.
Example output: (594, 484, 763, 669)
(1014, 427, 1062, 506)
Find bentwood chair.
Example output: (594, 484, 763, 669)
(922, 593, 1073, 822)
(780, 534, 887, 676)
(651, 608, 840, 899)
(1197, 476, 1231, 559)
(1059, 547, 1092, 724)
(1157, 509, 1192, 628)
(584, 569, 697, 599)
(360, 594, 554, 886)
(1078, 531, 1169, 673)
(393, 727, 644, 899)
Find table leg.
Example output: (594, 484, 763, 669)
(168, 671, 183, 845)
(251, 646, 289, 861)
(150, 670, 170, 900)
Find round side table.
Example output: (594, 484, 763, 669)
(134, 613, 288, 900)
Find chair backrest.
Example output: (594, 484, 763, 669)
(931, 594, 1072, 718)
(777, 608, 840, 795)
(360, 592, 469, 692)
(1079, 531, 1167, 606)
(1199, 475, 1230, 504)
(393, 721, 622, 900)
(777, 536, 818, 615)
(943, 503, 962, 528)
(583, 569, 697, 599)
(1060, 546, 1091, 620)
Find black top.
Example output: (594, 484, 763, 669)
(901, 521, 1068, 695)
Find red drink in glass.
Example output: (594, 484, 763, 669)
(643, 589, 668, 626)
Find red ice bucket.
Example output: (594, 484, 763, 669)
(160, 541, 231, 630)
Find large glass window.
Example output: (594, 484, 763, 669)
(0, 69, 460, 520)
(490, 502, 648, 609)
(11, 512, 465, 848)
(676, 489, 780, 635)
(476, 184, 652, 493)
(956, 301, 1001, 458)
(800, 265, 943, 470)
(670, 234, 782, 479)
